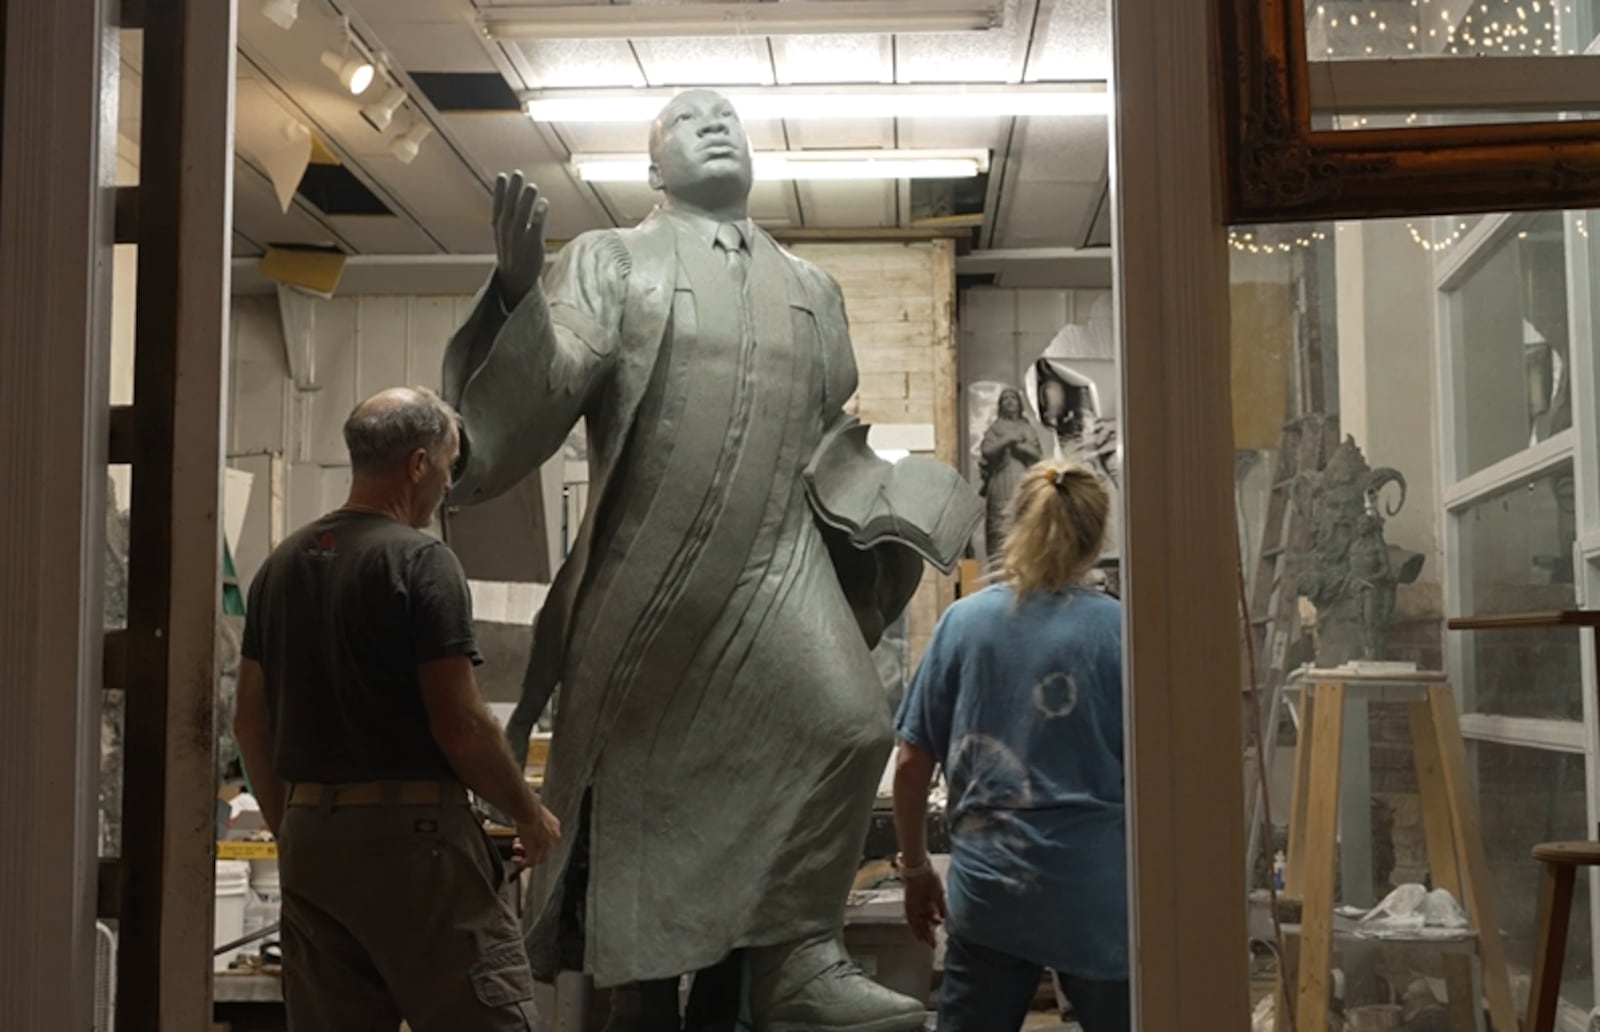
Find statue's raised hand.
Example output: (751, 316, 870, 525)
(492, 170, 549, 308)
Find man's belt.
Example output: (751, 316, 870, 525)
(286, 780, 468, 807)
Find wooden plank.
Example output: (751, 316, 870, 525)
(1284, 692, 1316, 896)
(355, 296, 410, 402)
(1448, 609, 1600, 631)
(305, 298, 359, 465)
(407, 296, 460, 392)
(227, 296, 289, 455)
(0, 0, 115, 1022)
(1409, 699, 1463, 895)
(1426, 684, 1518, 1032)
(116, 0, 235, 1028)
(1294, 682, 1344, 1032)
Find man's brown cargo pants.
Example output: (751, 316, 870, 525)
(278, 781, 539, 1032)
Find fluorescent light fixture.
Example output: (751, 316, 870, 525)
(361, 86, 408, 131)
(526, 85, 1108, 123)
(390, 121, 433, 165)
(321, 49, 375, 95)
(261, 0, 298, 30)
(481, 0, 1003, 40)
(573, 149, 989, 183)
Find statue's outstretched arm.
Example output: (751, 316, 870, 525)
(442, 231, 627, 506)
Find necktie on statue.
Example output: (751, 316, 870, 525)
(715, 222, 749, 290)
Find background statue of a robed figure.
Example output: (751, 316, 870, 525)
(441, 90, 979, 1032)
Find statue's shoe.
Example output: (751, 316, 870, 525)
(748, 934, 928, 1032)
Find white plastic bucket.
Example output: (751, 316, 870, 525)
(241, 859, 283, 957)
(214, 860, 251, 971)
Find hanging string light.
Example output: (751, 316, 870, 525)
(1311, 0, 1574, 58)
(1227, 228, 1330, 254)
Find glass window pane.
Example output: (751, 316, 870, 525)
(1310, 0, 1577, 59)
(1479, 743, 1593, 1007)
(1234, 214, 1593, 1020)
(1449, 212, 1571, 478)
(1459, 464, 1580, 719)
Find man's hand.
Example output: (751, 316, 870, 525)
(514, 802, 563, 871)
(492, 170, 550, 309)
(902, 867, 947, 948)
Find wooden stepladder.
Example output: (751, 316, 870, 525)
(1277, 672, 1516, 1032)
(1245, 416, 1337, 882)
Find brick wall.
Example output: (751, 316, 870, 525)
(791, 240, 959, 663)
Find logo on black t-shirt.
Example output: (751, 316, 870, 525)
(306, 530, 337, 558)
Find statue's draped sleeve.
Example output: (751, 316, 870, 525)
(442, 230, 630, 505)
(803, 264, 982, 646)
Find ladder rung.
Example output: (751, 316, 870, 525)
(1260, 545, 1286, 560)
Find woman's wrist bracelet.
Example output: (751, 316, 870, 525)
(896, 852, 933, 878)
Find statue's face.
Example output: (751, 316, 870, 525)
(648, 91, 753, 203)
(998, 391, 1023, 419)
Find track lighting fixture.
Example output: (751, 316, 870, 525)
(321, 48, 375, 95)
(320, 22, 374, 96)
(390, 121, 432, 164)
(361, 86, 408, 131)
(260, 0, 299, 30)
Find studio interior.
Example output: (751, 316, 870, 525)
(10, 0, 1600, 1031)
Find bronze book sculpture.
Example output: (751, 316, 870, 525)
(442, 89, 980, 1031)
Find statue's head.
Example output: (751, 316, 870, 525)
(647, 90, 754, 207)
(998, 388, 1024, 420)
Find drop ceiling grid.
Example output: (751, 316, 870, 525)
(895, 0, 1038, 82)
(236, 17, 483, 253)
(232, 157, 349, 251)
(1026, 0, 1112, 80)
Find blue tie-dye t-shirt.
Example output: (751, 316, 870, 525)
(895, 583, 1127, 980)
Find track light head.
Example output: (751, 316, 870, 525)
(390, 121, 433, 164)
(361, 87, 408, 131)
(320, 49, 374, 95)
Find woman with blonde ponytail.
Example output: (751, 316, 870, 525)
(891, 462, 1128, 1032)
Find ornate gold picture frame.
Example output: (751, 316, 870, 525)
(1219, 0, 1600, 223)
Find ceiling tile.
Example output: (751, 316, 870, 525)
(771, 35, 893, 84)
(896, 0, 1034, 83)
(327, 215, 440, 254)
(784, 118, 894, 150)
(424, 216, 497, 253)
(995, 180, 1095, 247)
(749, 181, 795, 225)
(896, 116, 1006, 150)
(1026, 0, 1112, 80)
(798, 182, 894, 229)
(513, 39, 645, 88)
(592, 181, 661, 226)
(632, 37, 774, 86)
(341, 0, 480, 23)
(379, 24, 499, 73)
(233, 232, 265, 258)
(554, 117, 786, 152)
(233, 158, 342, 249)
(1012, 115, 1106, 184)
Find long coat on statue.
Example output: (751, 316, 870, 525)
(441, 208, 980, 988)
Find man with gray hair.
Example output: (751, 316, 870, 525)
(235, 385, 561, 1031)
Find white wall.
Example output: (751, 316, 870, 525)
(1334, 221, 1443, 609)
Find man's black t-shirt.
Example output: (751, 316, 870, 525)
(241, 510, 481, 783)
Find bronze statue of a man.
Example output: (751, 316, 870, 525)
(442, 90, 979, 1031)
